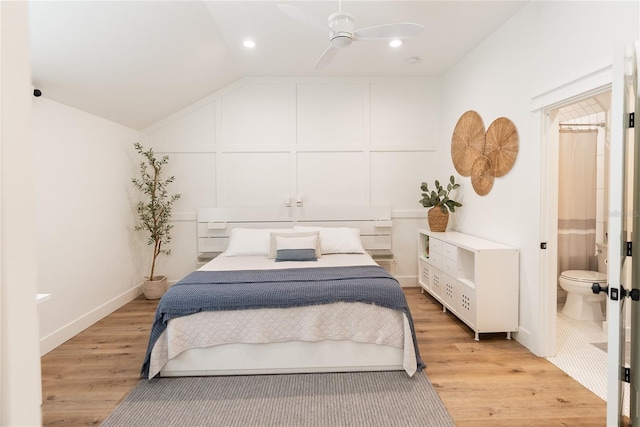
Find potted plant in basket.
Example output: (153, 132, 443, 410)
(419, 175, 462, 232)
(132, 142, 181, 299)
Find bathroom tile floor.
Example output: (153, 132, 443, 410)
(546, 308, 630, 417)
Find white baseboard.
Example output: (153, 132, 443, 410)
(396, 276, 419, 288)
(39, 285, 142, 356)
(512, 325, 534, 355)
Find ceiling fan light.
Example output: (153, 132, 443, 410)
(328, 12, 354, 33)
(389, 39, 404, 48)
(331, 34, 352, 48)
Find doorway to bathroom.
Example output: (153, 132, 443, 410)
(542, 90, 621, 406)
(540, 80, 633, 417)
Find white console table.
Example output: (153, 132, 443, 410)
(418, 230, 519, 340)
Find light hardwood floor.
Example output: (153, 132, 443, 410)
(41, 287, 623, 426)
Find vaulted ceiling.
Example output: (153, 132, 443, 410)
(29, 1, 528, 130)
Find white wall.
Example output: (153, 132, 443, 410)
(440, 1, 638, 354)
(31, 98, 142, 354)
(143, 77, 443, 286)
(0, 2, 42, 425)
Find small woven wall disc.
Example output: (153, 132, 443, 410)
(485, 117, 519, 178)
(451, 110, 486, 177)
(470, 155, 494, 196)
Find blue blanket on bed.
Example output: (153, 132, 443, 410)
(141, 265, 424, 378)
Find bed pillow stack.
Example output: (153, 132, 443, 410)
(223, 226, 365, 258)
(268, 231, 321, 259)
(273, 234, 319, 262)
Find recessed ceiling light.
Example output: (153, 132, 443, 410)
(406, 57, 421, 65)
(243, 40, 257, 48)
(389, 39, 404, 48)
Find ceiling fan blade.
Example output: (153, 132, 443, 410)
(315, 45, 340, 70)
(353, 22, 425, 40)
(277, 4, 328, 34)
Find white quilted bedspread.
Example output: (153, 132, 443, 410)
(148, 301, 417, 378)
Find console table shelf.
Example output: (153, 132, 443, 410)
(418, 230, 519, 340)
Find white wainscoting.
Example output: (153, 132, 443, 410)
(221, 83, 293, 147)
(142, 77, 440, 287)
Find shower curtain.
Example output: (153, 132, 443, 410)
(558, 129, 598, 274)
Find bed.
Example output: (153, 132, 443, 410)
(140, 207, 424, 379)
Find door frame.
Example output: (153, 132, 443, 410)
(532, 66, 612, 357)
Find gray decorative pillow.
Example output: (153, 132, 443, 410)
(275, 248, 318, 262)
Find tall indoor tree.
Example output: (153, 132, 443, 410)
(132, 142, 181, 299)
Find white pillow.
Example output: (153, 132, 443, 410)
(223, 228, 292, 256)
(293, 226, 365, 254)
(276, 234, 318, 250)
(268, 231, 321, 258)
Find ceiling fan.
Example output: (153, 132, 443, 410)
(277, 2, 425, 70)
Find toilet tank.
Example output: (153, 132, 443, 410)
(596, 242, 607, 273)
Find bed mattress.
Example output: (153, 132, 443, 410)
(144, 253, 423, 378)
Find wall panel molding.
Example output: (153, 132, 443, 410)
(143, 76, 442, 285)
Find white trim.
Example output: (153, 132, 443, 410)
(605, 42, 633, 426)
(39, 286, 141, 356)
(396, 276, 419, 288)
(531, 65, 612, 111)
(514, 326, 533, 352)
(538, 106, 555, 358)
(537, 71, 613, 358)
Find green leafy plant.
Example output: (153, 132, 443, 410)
(419, 175, 462, 213)
(132, 142, 181, 280)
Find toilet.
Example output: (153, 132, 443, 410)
(558, 242, 607, 321)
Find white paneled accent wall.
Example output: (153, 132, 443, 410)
(221, 83, 292, 148)
(297, 83, 366, 147)
(221, 152, 291, 207)
(297, 152, 366, 206)
(143, 77, 441, 285)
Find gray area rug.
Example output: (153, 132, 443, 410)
(101, 371, 454, 427)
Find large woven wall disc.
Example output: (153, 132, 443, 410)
(470, 155, 494, 196)
(451, 110, 486, 177)
(484, 117, 519, 178)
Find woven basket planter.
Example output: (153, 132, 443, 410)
(427, 207, 449, 232)
(142, 276, 167, 300)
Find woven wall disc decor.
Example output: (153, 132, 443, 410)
(470, 155, 494, 196)
(451, 110, 486, 177)
(484, 117, 519, 178)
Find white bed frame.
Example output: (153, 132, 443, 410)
(159, 206, 406, 377)
(195, 206, 394, 264)
(161, 341, 404, 377)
